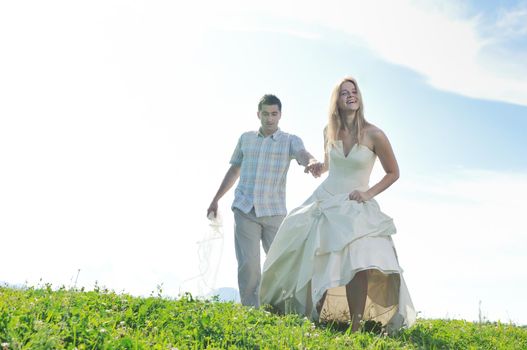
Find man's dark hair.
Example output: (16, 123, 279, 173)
(258, 94, 282, 112)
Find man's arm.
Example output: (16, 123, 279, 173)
(207, 164, 241, 218)
(291, 135, 317, 169)
(297, 149, 318, 168)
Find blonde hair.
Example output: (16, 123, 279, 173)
(325, 76, 366, 151)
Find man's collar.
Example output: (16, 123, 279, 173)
(257, 128, 282, 140)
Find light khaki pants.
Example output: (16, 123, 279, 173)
(233, 208, 285, 307)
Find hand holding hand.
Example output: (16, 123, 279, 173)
(304, 159, 318, 173)
(305, 162, 325, 178)
(348, 190, 372, 203)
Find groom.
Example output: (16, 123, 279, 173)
(207, 94, 317, 307)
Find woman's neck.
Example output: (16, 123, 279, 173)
(341, 110, 357, 130)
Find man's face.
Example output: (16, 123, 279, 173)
(257, 104, 281, 136)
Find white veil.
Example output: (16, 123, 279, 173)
(179, 212, 224, 297)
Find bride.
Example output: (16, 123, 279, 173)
(259, 76, 416, 332)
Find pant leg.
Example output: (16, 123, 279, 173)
(233, 208, 262, 307)
(261, 214, 285, 253)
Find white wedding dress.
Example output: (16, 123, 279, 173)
(259, 141, 415, 331)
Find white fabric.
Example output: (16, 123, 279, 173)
(260, 141, 416, 331)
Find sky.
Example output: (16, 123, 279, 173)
(1, 0, 526, 325)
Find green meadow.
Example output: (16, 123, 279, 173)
(1, 284, 525, 349)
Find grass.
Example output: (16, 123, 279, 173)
(1, 284, 526, 349)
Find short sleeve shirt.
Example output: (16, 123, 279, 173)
(230, 128, 308, 217)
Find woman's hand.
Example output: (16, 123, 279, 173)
(348, 190, 372, 203)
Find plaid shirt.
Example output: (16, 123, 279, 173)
(230, 128, 312, 217)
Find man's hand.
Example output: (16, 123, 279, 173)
(207, 200, 218, 218)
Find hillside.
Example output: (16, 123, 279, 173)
(1, 285, 525, 349)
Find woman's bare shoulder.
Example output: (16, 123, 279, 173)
(363, 123, 386, 139)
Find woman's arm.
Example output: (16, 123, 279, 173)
(349, 127, 399, 202)
(307, 128, 330, 177)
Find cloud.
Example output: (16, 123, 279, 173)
(210, 0, 527, 106)
(321, 1, 527, 106)
(495, 4, 527, 38)
(5, 0, 525, 106)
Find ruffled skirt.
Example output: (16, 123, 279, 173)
(259, 191, 416, 331)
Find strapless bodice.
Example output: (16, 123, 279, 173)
(320, 141, 376, 195)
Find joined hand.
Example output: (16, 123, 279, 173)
(305, 162, 324, 178)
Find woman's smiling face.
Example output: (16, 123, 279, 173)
(337, 81, 360, 113)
